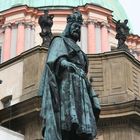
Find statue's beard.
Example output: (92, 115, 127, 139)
(71, 31, 80, 42)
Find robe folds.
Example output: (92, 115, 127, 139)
(39, 36, 101, 140)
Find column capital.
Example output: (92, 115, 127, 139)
(86, 19, 98, 25)
(2, 23, 12, 29)
(11, 22, 18, 28)
(101, 21, 110, 28)
(15, 21, 25, 26)
(101, 22, 110, 33)
(0, 16, 5, 25)
(24, 22, 33, 28)
(87, 19, 101, 27)
(95, 21, 101, 28)
(31, 24, 36, 29)
(82, 21, 88, 26)
(133, 48, 140, 54)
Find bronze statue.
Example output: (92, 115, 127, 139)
(38, 10, 54, 48)
(115, 19, 130, 51)
(39, 11, 100, 140)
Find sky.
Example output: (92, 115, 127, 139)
(119, 0, 140, 35)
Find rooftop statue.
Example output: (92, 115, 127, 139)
(38, 10, 54, 48)
(39, 11, 100, 140)
(115, 19, 130, 51)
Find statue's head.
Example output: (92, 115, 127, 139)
(62, 11, 83, 42)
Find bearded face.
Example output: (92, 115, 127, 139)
(69, 22, 81, 42)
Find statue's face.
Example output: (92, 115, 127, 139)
(70, 22, 81, 42)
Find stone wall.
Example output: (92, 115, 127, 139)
(0, 48, 140, 140)
(88, 51, 140, 105)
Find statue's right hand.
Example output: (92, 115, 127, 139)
(60, 60, 86, 77)
(60, 59, 77, 72)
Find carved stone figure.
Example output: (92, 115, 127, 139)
(38, 10, 54, 47)
(115, 19, 130, 51)
(39, 11, 100, 140)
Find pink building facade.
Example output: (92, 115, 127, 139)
(0, 4, 140, 63)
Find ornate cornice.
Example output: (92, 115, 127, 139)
(0, 96, 41, 124)
(97, 100, 140, 128)
(1, 96, 139, 128)
(84, 3, 112, 16)
(0, 5, 40, 18)
(127, 34, 140, 44)
(98, 117, 129, 128)
(87, 50, 140, 67)
(100, 100, 140, 118)
(0, 45, 48, 69)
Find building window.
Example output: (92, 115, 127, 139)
(1, 95, 12, 108)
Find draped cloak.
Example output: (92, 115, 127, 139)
(39, 36, 101, 140)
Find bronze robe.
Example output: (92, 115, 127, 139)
(40, 36, 100, 140)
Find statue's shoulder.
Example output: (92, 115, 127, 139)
(51, 35, 63, 41)
(49, 36, 64, 45)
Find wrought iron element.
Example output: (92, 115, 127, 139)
(115, 19, 130, 51)
(38, 10, 54, 48)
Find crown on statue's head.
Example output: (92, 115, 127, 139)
(67, 11, 83, 25)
